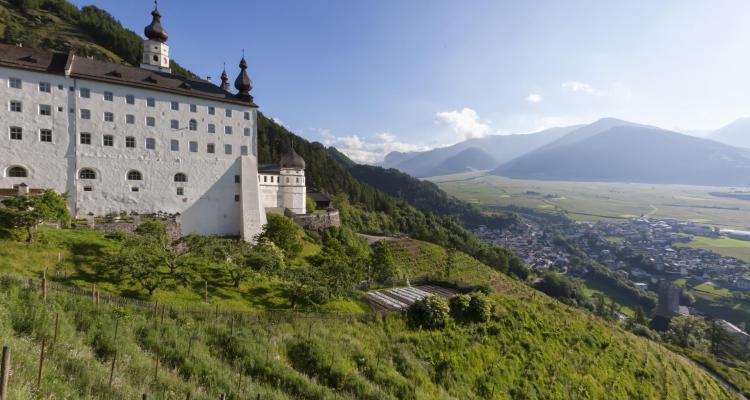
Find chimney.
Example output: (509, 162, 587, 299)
(17, 183, 29, 196)
(207, 75, 212, 82)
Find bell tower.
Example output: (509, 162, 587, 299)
(141, 1, 171, 73)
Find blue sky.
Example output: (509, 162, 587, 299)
(72, 0, 750, 163)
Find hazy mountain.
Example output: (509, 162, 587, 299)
(711, 117, 750, 149)
(493, 120, 750, 186)
(426, 147, 498, 177)
(383, 126, 577, 177)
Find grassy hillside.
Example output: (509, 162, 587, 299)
(0, 271, 740, 399)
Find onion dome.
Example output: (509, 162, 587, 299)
(220, 65, 230, 90)
(280, 146, 306, 170)
(234, 55, 253, 99)
(144, 2, 168, 42)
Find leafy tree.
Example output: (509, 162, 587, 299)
(247, 238, 286, 275)
(449, 292, 492, 323)
(306, 196, 317, 213)
(708, 319, 739, 358)
(680, 289, 696, 306)
(533, 272, 590, 308)
(633, 306, 648, 326)
(309, 226, 370, 297)
(664, 316, 709, 350)
(284, 267, 330, 308)
(135, 220, 192, 280)
(190, 236, 254, 288)
(111, 234, 168, 296)
(407, 296, 451, 330)
(258, 213, 303, 259)
(0, 190, 69, 242)
(449, 294, 471, 321)
(370, 240, 397, 283)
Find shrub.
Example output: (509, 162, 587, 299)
(449, 294, 471, 321)
(468, 293, 492, 323)
(407, 296, 451, 330)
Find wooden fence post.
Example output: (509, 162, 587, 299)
(204, 280, 208, 304)
(108, 351, 117, 387)
(52, 313, 59, 346)
(0, 345, 10, 399)
(37, 338, 46, 387)
(154, 351, 159, 382)
(41, 270, 47, 301)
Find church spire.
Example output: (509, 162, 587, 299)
(234, 50, 253, 102)
(220, 62, 230, 91)
(144, 0, 168, 43)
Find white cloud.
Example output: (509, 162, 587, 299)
(271, 117, 287, 128)
(376, 132, 396, 142)
(562, 81, 600, 95)
(526, 93, 542, 103)
(321, 131, 430, 165)
(434, 108, 490, 141)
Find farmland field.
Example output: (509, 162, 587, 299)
(674, 235, 750, 262)
(430, 172, 750, 230)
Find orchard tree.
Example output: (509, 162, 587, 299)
(112, 234, 169, 296)
(0, 190, 69, 242)
(370, 240, 398, 283)
(258, 213, 303, 259)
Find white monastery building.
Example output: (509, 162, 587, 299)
(0, 3, 306, 241)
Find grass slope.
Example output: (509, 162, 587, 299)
(0, 273, 738, 399)
(0, 227, 367, 314)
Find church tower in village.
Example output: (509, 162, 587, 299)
(140, 1, 171, 73)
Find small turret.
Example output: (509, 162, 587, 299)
(280, 145, 305, 170)
(140, 0, 171, 73)
(220, 63, 230, 90)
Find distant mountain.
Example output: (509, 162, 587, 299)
(383, 126, 577, 177)
(711, 117, 750, 149)
(493, 119, 750, 186)
(427, 147, 498, 177)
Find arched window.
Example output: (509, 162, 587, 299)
(7, 166, 27, 177)
(174, 173, 187, 183)
(189, 119, 197, 131)
(127, 170, 142, 181)
(79, 169, 96, 180)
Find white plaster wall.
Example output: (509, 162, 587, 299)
(0, 67, 73, 198)
(0, 65, 265, 239)
(280, 168, 306, 214)
(141, 40, 170, 71)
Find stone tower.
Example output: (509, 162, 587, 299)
(140, 1, 171, 73)
(655, 280, 681, 318)
(279, 146, 306, 214)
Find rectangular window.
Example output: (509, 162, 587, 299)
(224, 144, 232, 155)
(9, 101, 22, 112)
(40, 129, 52, 142)
(83, 186, 93, 192)
(234, 175, 240, 183)
(207, 143, 215, 153)
(171, 139, 179, 151)
(146, 116, 156, 127)
(9, 78, 21, 89)
(80, 132, 91, 145)
(189, 141, 198, 152)
(189, 104, 197, 113)
(146, 138, 156, 150)
(224, 126, 232, 135)
(244, 112, 250, 120)
(80, 88, 90, 98)
(208, 123, 215, 133)
(104, 91, 113, 101)
(80, 109, 91, 119)
(176, 187, 184, 196)
(147, 97, 155, 107)
(126, 114, 135, 124)
(225, 109, 232, 117)
(244, 127, 251, 137)
(39, 82, 51, 93)
(131, 187, 139, 192)
(208, 106, 215, 115)
(104, 112, 114, 122)
(170, 120, 179, 129)
(240, 145, 248, 156)
(170, 101, 179, 111)
(103, 135, 114, 147)
(126, 94, 135, 104)
(126, 136, 136, 148)
(39, 104, 51, 116)
(10, 127, 22, 140)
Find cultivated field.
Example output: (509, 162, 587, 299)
(430, 172, 750, 230)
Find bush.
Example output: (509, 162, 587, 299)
(449, 293, 492, 323)
(407, 296, 451, 330)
